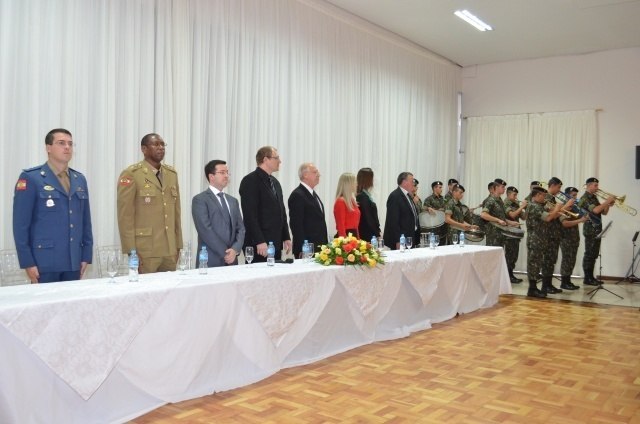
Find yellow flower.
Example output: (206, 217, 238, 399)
(332, 239, 340, 247)
(324, 260, 331, 266)
(368, 258, 377, 267)
(334, 247, 342, 255)
(320, 253, 328, 261)
(347, 254, 355, 263)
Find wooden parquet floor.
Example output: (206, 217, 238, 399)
(132, 296, 640, 424)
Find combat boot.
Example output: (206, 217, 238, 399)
(560, 275, 579, 290)
(527, 280, 547, 298)
(583, 269, 600, 286)
(508, 267, 521, 284)
(541, 276, 562, 294)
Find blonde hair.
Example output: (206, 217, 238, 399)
(335, 172, 358, 211)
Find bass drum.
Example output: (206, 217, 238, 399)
(464, 229, 485, 242)
(419, 210, 445, 229)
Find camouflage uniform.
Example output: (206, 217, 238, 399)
(444, 198, 466, 241)
(526, 202, 547, 283)
(578, 192, 603, 283)
(541, 194, 565, 279)
(482, 195, 507, 248)
(423, 194, 448, 244)
(504, 198, 524, 274)
(560, 222, 580, 276)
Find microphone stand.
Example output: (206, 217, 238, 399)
(587, 221, 623, 300)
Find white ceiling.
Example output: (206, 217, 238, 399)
(324, 0, 640, 67)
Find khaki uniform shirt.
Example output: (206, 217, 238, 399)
(117, 160, 183, 258)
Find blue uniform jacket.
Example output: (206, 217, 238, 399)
(12, 163, 93, 272)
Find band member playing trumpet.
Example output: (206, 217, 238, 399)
(578, 177, 615, 286)
(504, 186, 527, 284)
(444, 184, 478, 239)
(559, 187, 589, 289)
(480, 179, 519, 249)
(444, 178, 458, 203)
(540, 177, 575, 294)
(524, 181, 542, 203)
(423, 180, 448, 244)
(526, 186, 563, 298)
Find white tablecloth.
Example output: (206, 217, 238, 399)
(0, 245, 510, 424)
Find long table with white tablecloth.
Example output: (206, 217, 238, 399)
(0, 245, 511, 424)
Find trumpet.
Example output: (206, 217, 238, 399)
(554, 191, 599, 223)
(593, 189, 637, 216)
(545, 201, 580, 219)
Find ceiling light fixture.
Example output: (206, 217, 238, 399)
(454, 9, 493, 32)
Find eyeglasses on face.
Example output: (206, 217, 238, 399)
(267, 156, 280, 160)
(145, 142, 167, 148)
(215, 171, 230, 176)
(52, 141, 74, 147)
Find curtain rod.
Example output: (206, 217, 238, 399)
(462, 108, 603, 119)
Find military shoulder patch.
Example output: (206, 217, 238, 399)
(16, 179, 27, 191)
(119, 177, 133, 186)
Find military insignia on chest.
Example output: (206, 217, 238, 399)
(119, 177, 133, 186)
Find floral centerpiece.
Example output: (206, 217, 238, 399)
(315, 233, 384, 268)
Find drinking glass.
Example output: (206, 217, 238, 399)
(306, 243, 315, 261)
(405, 236, 413, 250)
(434, 234, 440, 247)
(420, 233, 427, 248)
(452, 233, 459, 245)
(245, 246, 254, 264)
(178, 249, 188, 274)
(107, 252, 119, 283)
(378, 238, 384, 252)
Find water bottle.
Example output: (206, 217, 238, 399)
(459, 231, 465, 247)
(128, 249, 139, 282)
(399, 234, 406, 252)
(429, 232, 435, 249)
(267, 242, 276, 266)
(371, 235, 378, 250)
(198, 246, 208, 274)
(302, 240, 310, 261)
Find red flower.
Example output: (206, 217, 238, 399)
(343, 244, 354, 253)
(335, 256, 344, 265)
(360, 256, 367, 263)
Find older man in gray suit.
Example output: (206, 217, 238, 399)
(192, 160, 245, 266)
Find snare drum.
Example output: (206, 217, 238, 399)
(465, 229, 485, 242)
(490, 222, 525, 239)
(419, 210, 445, 229)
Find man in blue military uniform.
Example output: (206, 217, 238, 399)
(12, 128, 93, 283)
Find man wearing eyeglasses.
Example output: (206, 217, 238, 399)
(13, 128, 93, 283)
(239, 146, 291, 262)
(117, 133, 183, 273)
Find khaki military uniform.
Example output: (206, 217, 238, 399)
(117, 160, 183, 273)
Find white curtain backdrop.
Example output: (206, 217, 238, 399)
(463, 109, 598, 272)
(0, 0, 461, 275)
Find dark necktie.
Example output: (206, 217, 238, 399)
(269, 176, 277, 197)
(313, 191, 324, 213)
(407, 193, 419, 228)
(218, 192, 232, 227)
(156, 169, 163, 186)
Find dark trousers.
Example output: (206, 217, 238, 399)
(38, 270, 81, 283)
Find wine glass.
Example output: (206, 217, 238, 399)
(306, 243, 315, 261)
(178, 249, 188, 274)
(452, 233, 459, 245)
(434, 234, 440, 247)
(107, 252, 119, 283)
(245, 246, 254, 264)
(405, 236, 413, 250)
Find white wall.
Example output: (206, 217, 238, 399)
(462, 48, 640, 278)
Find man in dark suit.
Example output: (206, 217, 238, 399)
(239, 146, 291, 262)
(192, 160, 245, 267)
(288, 162, 328, 258)
(383, 172, 420, 250)
(13, 128, 93, 283)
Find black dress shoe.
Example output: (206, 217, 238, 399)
(569, 282, 580, 289)
(514, 276, 523, 282)
(527, 288, 547, 298)
(584, 279, 601, 286)
(510, 276, 522, 284)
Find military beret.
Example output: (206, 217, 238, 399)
(413, 178, 419, 186)
(431, 180, 443, 188)
(586, 177, 599, 184)
(494, 178, 507, 186)
(507, 186, 518, 194)
(565, 186, 578, 194)
(448, 178, 458, 185)
(548, 177, 563, 186)
(530, 180, 541, 186)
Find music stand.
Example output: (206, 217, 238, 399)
(616, 231, 640, 284)
(587, 221, 623, 300)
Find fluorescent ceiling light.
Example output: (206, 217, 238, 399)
(454, 9, 493, 32)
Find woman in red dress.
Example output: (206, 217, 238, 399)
(333, 172, 361, 238)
